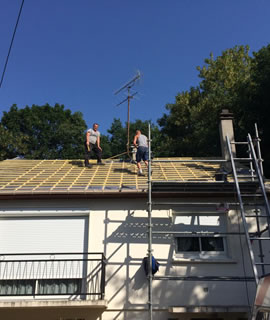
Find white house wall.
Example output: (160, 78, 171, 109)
(0, 198, 264, 320)
(87, 202, 256, 320)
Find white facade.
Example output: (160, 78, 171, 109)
(0, 197, 266, 320)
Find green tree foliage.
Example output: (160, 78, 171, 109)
(0, 104, 87, 160)
(246, 44, 270, 176)
(158, 45, 252, 157)
(100, 134, 113, 159)
(0, 124, 28, 160)
(158, 44, 270, 176)
(106, 118, 126, 158)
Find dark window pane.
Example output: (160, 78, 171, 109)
(177, 237, 200, 252)
(201, 237, 224, 251)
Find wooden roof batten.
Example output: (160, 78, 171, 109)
(0, 157, 259, 198)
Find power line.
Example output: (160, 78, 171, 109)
(0, 0, 25, 88)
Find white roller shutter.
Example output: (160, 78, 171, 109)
(0, 216, 89, 293)
(0, 216, 88, 253)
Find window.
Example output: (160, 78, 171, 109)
(176, 236, 224, 252)
(173, 212, 228, 260)
(38, 279, 81, 295)
(0, 279, 81, 296)
(0, 280, 35, 295)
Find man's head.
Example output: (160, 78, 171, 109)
(93, 123, 99, 131)
(136, 130, 141, 135)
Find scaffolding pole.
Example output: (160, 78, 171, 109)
(254, 123, 264, 176)
(147, 123, 153, 320)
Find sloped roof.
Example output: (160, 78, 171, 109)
(0, 158, 222, 196)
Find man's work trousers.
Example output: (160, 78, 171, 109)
(84, 142, 102, 165)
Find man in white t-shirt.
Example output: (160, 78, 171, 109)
(84, 123, 104, 167)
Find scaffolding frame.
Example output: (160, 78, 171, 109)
(146, 123, 270, 320)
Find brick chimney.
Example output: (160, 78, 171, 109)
(219, 109, 236, 160)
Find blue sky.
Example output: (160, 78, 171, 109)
(0, 0, 269, 134)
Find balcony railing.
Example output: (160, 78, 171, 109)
(0, 253, 106, 300)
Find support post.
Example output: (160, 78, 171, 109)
(147, 123, 153, 320)
(127, 87, 131, 156)
(254, 123, 264, 177)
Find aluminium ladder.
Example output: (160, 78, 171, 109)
(226, 134, 270, 285)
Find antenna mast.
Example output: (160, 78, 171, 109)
(114, 71, 141, 156)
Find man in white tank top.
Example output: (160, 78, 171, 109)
(133, 130, 148, 175)
(84, 123, 104, 167)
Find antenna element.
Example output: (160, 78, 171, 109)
(114, 71, 141, 156)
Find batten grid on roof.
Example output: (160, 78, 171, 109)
(0, 158, 231, 195)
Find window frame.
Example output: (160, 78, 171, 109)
(0, 278, 82, 296)
(173, 211, 229, 261)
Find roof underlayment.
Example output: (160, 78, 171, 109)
(0, 158, 222, 194)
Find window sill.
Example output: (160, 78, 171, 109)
(172, 256, 237, 264)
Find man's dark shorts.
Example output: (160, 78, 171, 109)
(136, 146, 149, 162)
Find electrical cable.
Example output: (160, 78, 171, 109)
(0, 0, 25, 88)
(105, 151, 128, 160)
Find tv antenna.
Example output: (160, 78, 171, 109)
(114, 71, 141, 156)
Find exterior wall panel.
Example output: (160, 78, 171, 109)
(0, 198, 262, 320)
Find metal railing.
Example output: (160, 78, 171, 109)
(0, 252, 106, 299)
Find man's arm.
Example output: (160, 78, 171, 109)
(97, 135, 102, 150)
(86, 131, 90, 151)
(133, 135, 138, 148)
(86, 131, 90, 145)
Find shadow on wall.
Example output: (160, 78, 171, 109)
(102, 210, 174, 320)
(132, 262, 147, 291)
(105, 212, 174, 245)
(102, 209, 255, 320)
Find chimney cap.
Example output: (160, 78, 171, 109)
(220, 109, 234, 119)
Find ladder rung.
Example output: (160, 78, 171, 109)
(233, 158, 252, 161)
(250, 237, 270, 240)
(245, 215, 270, 218)
(154, 275, 255, 281)
(243, 203, 266, 206)
(241, 194, 262, 197)
(236, 173, 255, 176)
(237, 176, 257, 179)
(152, 231, 245, 235)
(153, 275, 255, 281)
(231, 142, 249, 145)
(255, 263, 270, 265)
